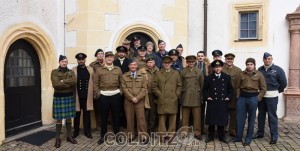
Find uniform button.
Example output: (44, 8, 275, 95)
(222, 98, 223, 100)
(215, 98, 217, 100)
(80, 88, 81, 90)
(214, 88, 216, 90)
(222, 94, 224, 95)
(215, 93, 217, 95)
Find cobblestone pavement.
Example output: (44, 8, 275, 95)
(1, 119, 300, 151)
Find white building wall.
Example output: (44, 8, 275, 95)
(0, 0, 64, 58)
(268, 1, 299, 118)
(203, 0, 300, 118)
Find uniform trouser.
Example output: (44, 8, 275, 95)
(228, 108, 236, 135)
(236, 96, 258, 143)
(182, 106, 201, 136)
(144, 93, 157, 133)
(124, 99, 147, 139)
(120, 95, 127, 128)
(201, 101, 206, 134)
(99, 94, 122, 138)
(208, 125, 225, 140)
(176, 104, 181, 130)
(93, 98, 101, 128)
(74, 98, 91, 134)
(158, 114, 176, 137)
(256, 97, 278, 140)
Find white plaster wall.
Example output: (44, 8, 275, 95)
(188, 0, 204, 55)
(205, 0, 300, 118)
(268, 0, 299, 118)
(0, 0, 64, 58)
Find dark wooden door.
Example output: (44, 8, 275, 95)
(4, 39, 42, 137)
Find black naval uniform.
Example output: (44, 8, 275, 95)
(73, 66, 91, 136)
(203, 72, 233, 142)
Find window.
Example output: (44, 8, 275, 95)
(239, 12, 258, 39)
(5, 49, 35, 87)
(231, 3, 264, 42)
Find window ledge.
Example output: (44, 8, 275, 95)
(234, 39, 262, 42)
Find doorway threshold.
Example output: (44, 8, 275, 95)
(3, 124, 55, 144)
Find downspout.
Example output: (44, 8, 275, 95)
(64, 0, 66, 54)
(203, 0, 208, 54)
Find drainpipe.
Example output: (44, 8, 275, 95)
(63, 0, 66, 55)
(203, 0, 208, 54)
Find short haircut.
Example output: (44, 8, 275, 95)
(197, 51, 206, 56)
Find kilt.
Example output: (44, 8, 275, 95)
(53, 95, 76, 120)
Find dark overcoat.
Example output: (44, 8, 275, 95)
(203, 72, 233, 126)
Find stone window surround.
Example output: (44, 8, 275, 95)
(232, 3, 264, 42)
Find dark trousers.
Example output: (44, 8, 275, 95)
(207, 125, 225, 140)
(74, 98, 91, 134)
(257, 97, 278, 140)
(201, 101, 206, 134)
(235, 96, 258, 143)
(228, 108, 236, 135)
(93, 98, 101, 128)
(100, 93, 122, 138)
(120, 95, 127, 128)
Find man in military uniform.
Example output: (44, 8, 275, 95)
(208, 50, 223, 74)
(113, 46, 130, 128)
(131, 36, 141, 57)
(169, 49, 184, 72)
(255, 52, 287, 144)
(152, 56, 182, 143)
(180, 55, 204, 140)
(72, 53, 94, 139)
(143, 56, 159, 134)
(203, 60, 233, 144)
(146, 41, 155, 56)
(122, 39, 134, 59)
(222, 53, 242, 136)
(90, 49, 105, 71)
(121, 60, 148, 143)
(89, 48, 105, 130)
(51, 55, 77, 148)
(195, 50, 210, 135)
(176, 44, 187, 68)
(93, 51, 123, 145)
(232, 58, 267, 146)
(154, 39, 168, 69)
(134, 46, 147, 69)
(114, 46, 130, 74)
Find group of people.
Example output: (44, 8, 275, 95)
(50, 36, 287, 148)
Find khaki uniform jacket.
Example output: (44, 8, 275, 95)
(51, 68, 77, 93)
(89, 60, 104, 72)
(144, 66, 160, 94)
(121, 71, 148, 108)
(152, 69, 182, 114)
(72, 66, 94, 111)
(237, 70, 267, 101)
(92, 66, 122, 99)
(180, 67, 204, 107)
(222, 64, 242, 108)
(134, 56, 147, 70)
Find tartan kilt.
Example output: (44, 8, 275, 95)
(53, 95, 76, 120)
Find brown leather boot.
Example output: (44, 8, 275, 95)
(54, 138, 61, 148)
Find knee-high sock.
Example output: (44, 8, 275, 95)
(66, 118, 72, 137)
(56, 120, 62, 139)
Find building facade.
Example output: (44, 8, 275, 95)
(0, 0, 299, 144)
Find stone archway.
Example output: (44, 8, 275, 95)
(0, 22, 56, 142)
(113, 23, 165, 52)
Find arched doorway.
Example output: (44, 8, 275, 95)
(126, 32, 156, 51)
(4, 39, 42, 136)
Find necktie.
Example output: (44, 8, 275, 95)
(131, 73, 135, 78)
(198, 61, 203, 70)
